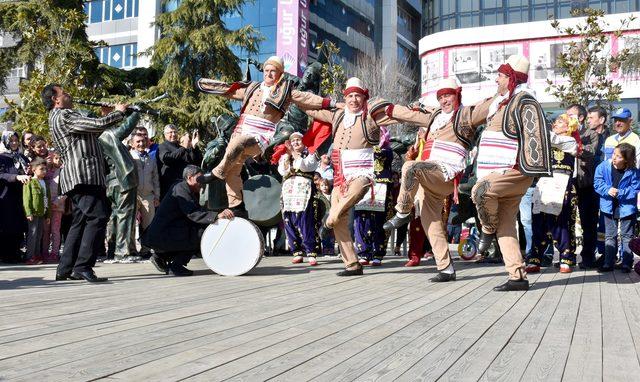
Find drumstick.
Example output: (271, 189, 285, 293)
(206, 219, 233, 260)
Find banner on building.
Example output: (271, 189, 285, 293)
(276, 0, 309, 76)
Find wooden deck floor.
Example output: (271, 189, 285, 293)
(2, 254, 640, 381)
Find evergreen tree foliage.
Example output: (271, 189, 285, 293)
(144, 0, 261, 132)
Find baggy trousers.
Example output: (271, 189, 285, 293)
(283, 196, 321, 257)
(327, 177, 371, 267)
(472, 169, 532, 280)
(394, 160, 454, 271)
(212, 134, 261, 208)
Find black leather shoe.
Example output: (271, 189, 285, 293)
(169, 262, 194, 276)
(150, 254, 169, 274)
(493, 278, 529, 291)
(598, 266, 613, 273)
(383, 214, 411, 232)
(336, 267, 363, 276)
(55, 273, 73, 281)
(478, 232, 496, 254)
(430, 272, 456, 282)
(70, 270, 108, 283)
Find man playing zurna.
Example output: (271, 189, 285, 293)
(382, 78, 485, 282)
(305, 77, 394, 276)
(470, 55, 553, 292)
(197, 56, 336, 213)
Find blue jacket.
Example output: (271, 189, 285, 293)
(593, 160, 640, 218)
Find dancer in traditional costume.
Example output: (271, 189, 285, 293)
(383, 78, 484, 282)
(197, 56, 335, 213)
(470, 55, 553, 291)
(277, 132, 322, 266)
(526, 114, 581, 274)
(353, 128, 394, 266)
(304, 77, 393, 276)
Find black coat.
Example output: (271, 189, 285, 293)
(142, 181, 217, 252)
(0, 153, 27, 235)
(157, 141, 202, 197)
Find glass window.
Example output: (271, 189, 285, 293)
(112, 0, 125, 20)
(124, 44, 131, 67)
(131, 43, 137, 67)
(612, 0, 631, 13)
(104, 0, 111, 21)
(90, 0, 103, 23)
(483, 10, 500, 25)
(483, 0, 502, 8)
(459, 0, 480, 11)
(532, 5, 552, 21)
(259, 0, 277, 27)
(507, 7, 523, 22)
(110, 44, 123, 68)
(134, 0, 139, 17)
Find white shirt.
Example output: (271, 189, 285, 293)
(343, 110, 363, 129)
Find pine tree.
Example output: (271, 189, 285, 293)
(145, 0, 261, 132)
(0, 0, 105, 136)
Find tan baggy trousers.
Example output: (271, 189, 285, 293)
(395, 160, 454, 271)
(212, 134, 262, 208)
(471, 169, 532, 280)
(327, 177, 371, 267)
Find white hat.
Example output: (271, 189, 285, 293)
(437, 77, 460, 91)
(505, 54, 529, 75)
(263, 56, 284, 72)
(343, 77, 369, 98)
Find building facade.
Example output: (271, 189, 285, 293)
(419, 4, 640, 115)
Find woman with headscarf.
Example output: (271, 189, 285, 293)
(0, 131, 31, 263)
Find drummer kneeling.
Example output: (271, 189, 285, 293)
(142, 165, 234, 276)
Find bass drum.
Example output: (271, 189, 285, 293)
(243, 174, 282, 227)
(200, 217, 264, 276)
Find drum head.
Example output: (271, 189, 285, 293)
(243, 174, 282, 226)
(200, 217, 264, 276)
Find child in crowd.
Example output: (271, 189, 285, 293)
(41, 149, 65, 263)
(23, 157, 51, 265)
(29, 135, 48, 161)
(594, 142, 640, 273)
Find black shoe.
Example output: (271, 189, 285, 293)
(169, 262, 194, 276)
(150, 254, 169, 274)
(430, 272, 456, 282)
(493, 278, 529, 291)
(621, 266, 632, 273)
(578, 261, 597, 270)
(478, 232, 496, 254)
(539, 255, 553, 268)
(597, 266, 613, 273)
(383, 214, 411, 232)
(70, 270, 108, 283)
(336, 267, 363, 276)
(55, 273, 72, 281)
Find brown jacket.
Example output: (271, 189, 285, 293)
(197, 79, 329, 125)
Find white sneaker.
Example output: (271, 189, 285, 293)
(308, 257, 318, 266)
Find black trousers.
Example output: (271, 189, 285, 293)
(576, 185, 599, 265)
(57, 185, 110, 275)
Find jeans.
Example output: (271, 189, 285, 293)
(518, 186, 535, 255)
(602, 213, 636, 268)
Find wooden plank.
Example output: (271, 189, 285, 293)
(479, 270, 570, 382)
(0, 270, 412, 380)
(599, 269, 640, 381)
(519, 271, 583, 382)
(437, 269, 557, 382)
(5, 271, 417, 380)
(237, 267, 500, 381)
(561, 270, 602, 382)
